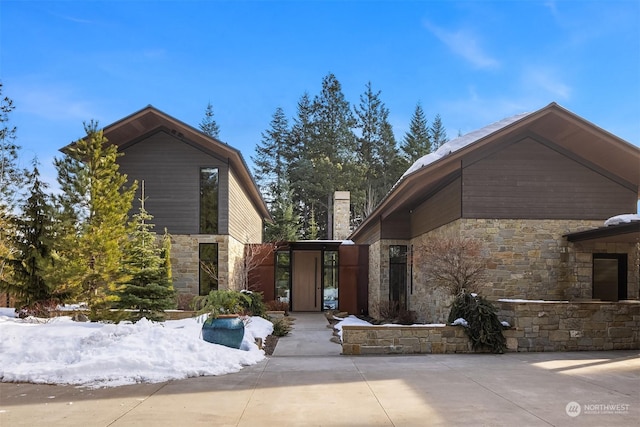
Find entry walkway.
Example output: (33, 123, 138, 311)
(1, 313, 638, 426)
(272, 312, 340, 357)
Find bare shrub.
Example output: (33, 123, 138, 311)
(417, 235, 488, 296)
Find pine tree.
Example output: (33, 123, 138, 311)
(161, 228, 172, 282)
(0, 83, 25, 211)
(400, 103, 431, 167)
(430, 113, 448, 151)
(1, 161, 56, 307)
(0, 84, 25, 295)
(264, 180, 300, 242)
(199, 102, 221, 138)
(354, 82, 402, 216)
(252, 106, 291, 204)
(52, 121, 137, 310)
(304, 73, 358, 238)
(114, 193, 175, 322)
(288, 93, 316, 238)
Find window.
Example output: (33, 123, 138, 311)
(389, 245, 408, 310)
(275, 251, 291, 304)
(200, 167, 218, 234)
(199, 243, 218, 295)
(593, 253, 627, 301)
(323, 251, 339, 310)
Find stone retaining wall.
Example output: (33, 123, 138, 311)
(341, 301, 640, 355)
(495, 300, 640, 352)
(341, 325, 472, 355)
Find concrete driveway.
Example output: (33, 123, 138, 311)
(1, 313, 638, 426)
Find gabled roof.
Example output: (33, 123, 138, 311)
(350, 102, 640, 240)
(63, 105, 271, 221)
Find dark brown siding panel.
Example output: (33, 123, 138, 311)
(410, 177, 462, 236)
(381, 211, 411, 239)
(247, 244, 275, 302)
(462, 137, 637, 219)
(353, 221, 381, 245)
(118, 130, 228, 234)
(339, 245, 369, 315)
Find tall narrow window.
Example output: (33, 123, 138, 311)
(199, 243, 218, 295)
(323, 251, 339, 310)
(275, 251, 291, 304)
(389, 245, 407, 311)
(200, 167, 218, 234)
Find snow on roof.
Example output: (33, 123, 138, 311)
(401, 112, 532, 179)
(604, 214, 640, 226)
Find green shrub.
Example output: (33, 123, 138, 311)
(192, 289, 266, 318)
(241, 290, 266, 317)
(192, 289, 250, 318)
(271, 317, 292, 337)
(448, 291, 506, 354)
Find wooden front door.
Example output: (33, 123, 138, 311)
(292, 250, 322, 311)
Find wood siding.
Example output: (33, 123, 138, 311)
(462, 137, 637, 219)
(339, 245, 369, 315)
(410, 177, 462, 237)
(381, 211, 411, 239)
(118, 130, 229, 234)
(228, 167, 263, 243)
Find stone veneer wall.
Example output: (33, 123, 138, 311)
(169, 234, 230, 295)
(341, 301, 640, 354)
(368, 239, 409, 318)
(227, 236, 247, 291)
(367, 241, 382, 318)
(342, 325, 472, 355)
(495, 300, 640, 352)
(407, 218, 639, 323)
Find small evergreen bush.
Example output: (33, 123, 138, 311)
(271, 317, 292, 337)
(448, 291, 506, 354)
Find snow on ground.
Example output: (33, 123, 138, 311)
(0, 310, 272, 389)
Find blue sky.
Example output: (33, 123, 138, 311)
(1, 0, 639, 190)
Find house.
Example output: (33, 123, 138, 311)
(349, 102, 640, 323)
(89, 106, 270, 296)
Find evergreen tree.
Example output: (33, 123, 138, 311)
(400, 102, 431, 167)
(304, 73, 358, 238)
(0, 84, 24, 295)
(288, 92, 316, 238)
(430, 113, 448, 151)
(199, 102, 221, 138)
(0, 83, 25, 211)
(161, 228, 172, 283)
(264, 180, 300, 242)
(354, 82, 402, 217)
(114, 195, 175, 322)
(52, 121, 137, 309)
(252, 106, 291, 204)
(1, 161, 56, 307)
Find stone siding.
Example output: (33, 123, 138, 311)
(227, 236, 247, 291)
(405, 218, 639, 323)
(342, 301, 639, 354)
(170, 234, 230, 295)
(332, 191, 351, 240)
(342, 325, 472, 355)
(496, 300, 640, 352)
(368, 239, 409, 318)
